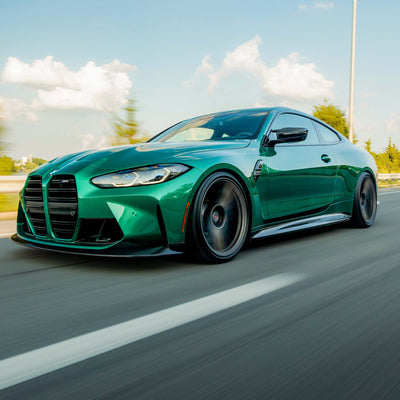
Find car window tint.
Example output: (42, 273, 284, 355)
(315, 122, 341, 144)
(270, 113, 319, 145)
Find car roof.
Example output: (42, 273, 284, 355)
(193, 107, 309, 118)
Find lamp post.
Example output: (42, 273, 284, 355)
(348, 0, 358, 143)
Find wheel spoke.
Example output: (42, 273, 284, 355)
(217, 182, 233, 208)
(209, 227, 227, 251)
(199, 177, 247, 258)
(359, 177, 376, 223)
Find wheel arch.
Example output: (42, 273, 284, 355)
(356, 167, 378, 194)
(184, 166, 254, 245)
(350, 169, 378, 227)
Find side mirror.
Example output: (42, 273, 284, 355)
(264, 127, 308, 146)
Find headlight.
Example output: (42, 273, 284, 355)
(91, 164, 190, 188)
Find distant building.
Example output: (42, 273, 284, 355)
(15, 154, 33, 168)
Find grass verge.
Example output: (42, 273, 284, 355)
(0, 193, 19, 213)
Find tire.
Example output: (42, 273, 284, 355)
(351, 172, 377, 228)
(187, 172, 249, 263)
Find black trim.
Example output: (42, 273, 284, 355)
(252, 160, 263, 182)
(156, 205, 169, 246)
(169, 242, 185, 252)
(264, 205, 328, 225)
(10, 234, 183, 258)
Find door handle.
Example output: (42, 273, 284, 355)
(321, 154, 331, 163)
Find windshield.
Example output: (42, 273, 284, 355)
(151, 110, 268, 143)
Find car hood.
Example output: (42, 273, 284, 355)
(36, 140, 251, 175)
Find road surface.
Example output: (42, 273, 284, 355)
(1, 188, 400, 399)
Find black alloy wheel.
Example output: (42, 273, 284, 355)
(188, 172, 249, 263)
(351, 172, 377, 228)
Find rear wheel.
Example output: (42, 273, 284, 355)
(187, 172, 249, 263)
(351, 172, 377, 228)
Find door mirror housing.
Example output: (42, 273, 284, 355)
(263, 127, 308, 147)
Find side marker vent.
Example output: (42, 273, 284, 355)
(253, 160, 264, 182)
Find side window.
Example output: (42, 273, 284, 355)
(315, 122, 341, 144)
(269, 113, 319, 145)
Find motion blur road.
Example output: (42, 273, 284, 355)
(1, 188, 400, 399)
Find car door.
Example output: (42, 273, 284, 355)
(256, 113, 337, 220)
(313, 120, 344, 204)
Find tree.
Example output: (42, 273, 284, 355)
(32, 157, 47, 166)
(0, 106, 5, 155)
(110, 99, 149, 146)
(363, 138, 400, 173)
(379, 138, 400, 172)
(364, 138, 373, 154)
(19, 157, 48, 173)
(313, 101, 349, 139)
(0, 156, 16, 175)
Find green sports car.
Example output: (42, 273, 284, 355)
(12, 107, 378, 263)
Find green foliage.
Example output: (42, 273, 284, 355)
(313, 101, 349, 139)
(367, 138, 400, 173)
(0, 155, 16, 175)
(23, 161, 40, 172)
(32, 157, 47, 166)
(0, 155, 48, 175)
(110, 99, 149, 146)
(19, 157, 48, 173)
(0, 193, 19, 213)
(0, 107, 5, 155)
(364, 138, 373, 154)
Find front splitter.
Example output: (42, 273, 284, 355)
(10, 234, 183, 258)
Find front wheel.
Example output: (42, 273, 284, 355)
(187, 172, 249, 263)
(351, 172, 377, 228)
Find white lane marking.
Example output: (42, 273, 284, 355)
(0, 233, 14, 238)
(379, 190, 400, 196)
(0, 273, 302, 390)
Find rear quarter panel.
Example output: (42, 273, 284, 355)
(329, 140, 377, 211)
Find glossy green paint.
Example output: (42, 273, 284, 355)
(15, 107, 377, 256)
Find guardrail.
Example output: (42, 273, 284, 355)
(0, 176, 27, 193)
(0, 173, 399, 194)
(378, 173, 400, 180)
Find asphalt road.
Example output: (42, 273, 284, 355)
(1, 188, 400, 399)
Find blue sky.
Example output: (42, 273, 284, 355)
(1, 0, 399, 159)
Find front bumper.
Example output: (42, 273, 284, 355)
(15, 167, 202, 255)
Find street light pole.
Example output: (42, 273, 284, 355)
(348, 0, 358, 143)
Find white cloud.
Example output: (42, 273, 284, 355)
(73, 128, 108, 151)
(26, 111, 39, 121)
(186, 35, 334, 101)
(314, 2, 334, 9)
(207, 35, 265, 92)
(263, 52, 334, 99)
(0, 96, 38, 121)
(102, 60, 137, 73)
(385, 114, 400, 134)
(183, 55, 214, 87)
(299, 2, 334, 10)
(1, 56, 136, 112)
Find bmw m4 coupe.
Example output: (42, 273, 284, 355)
(12, 108, 378, 262)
